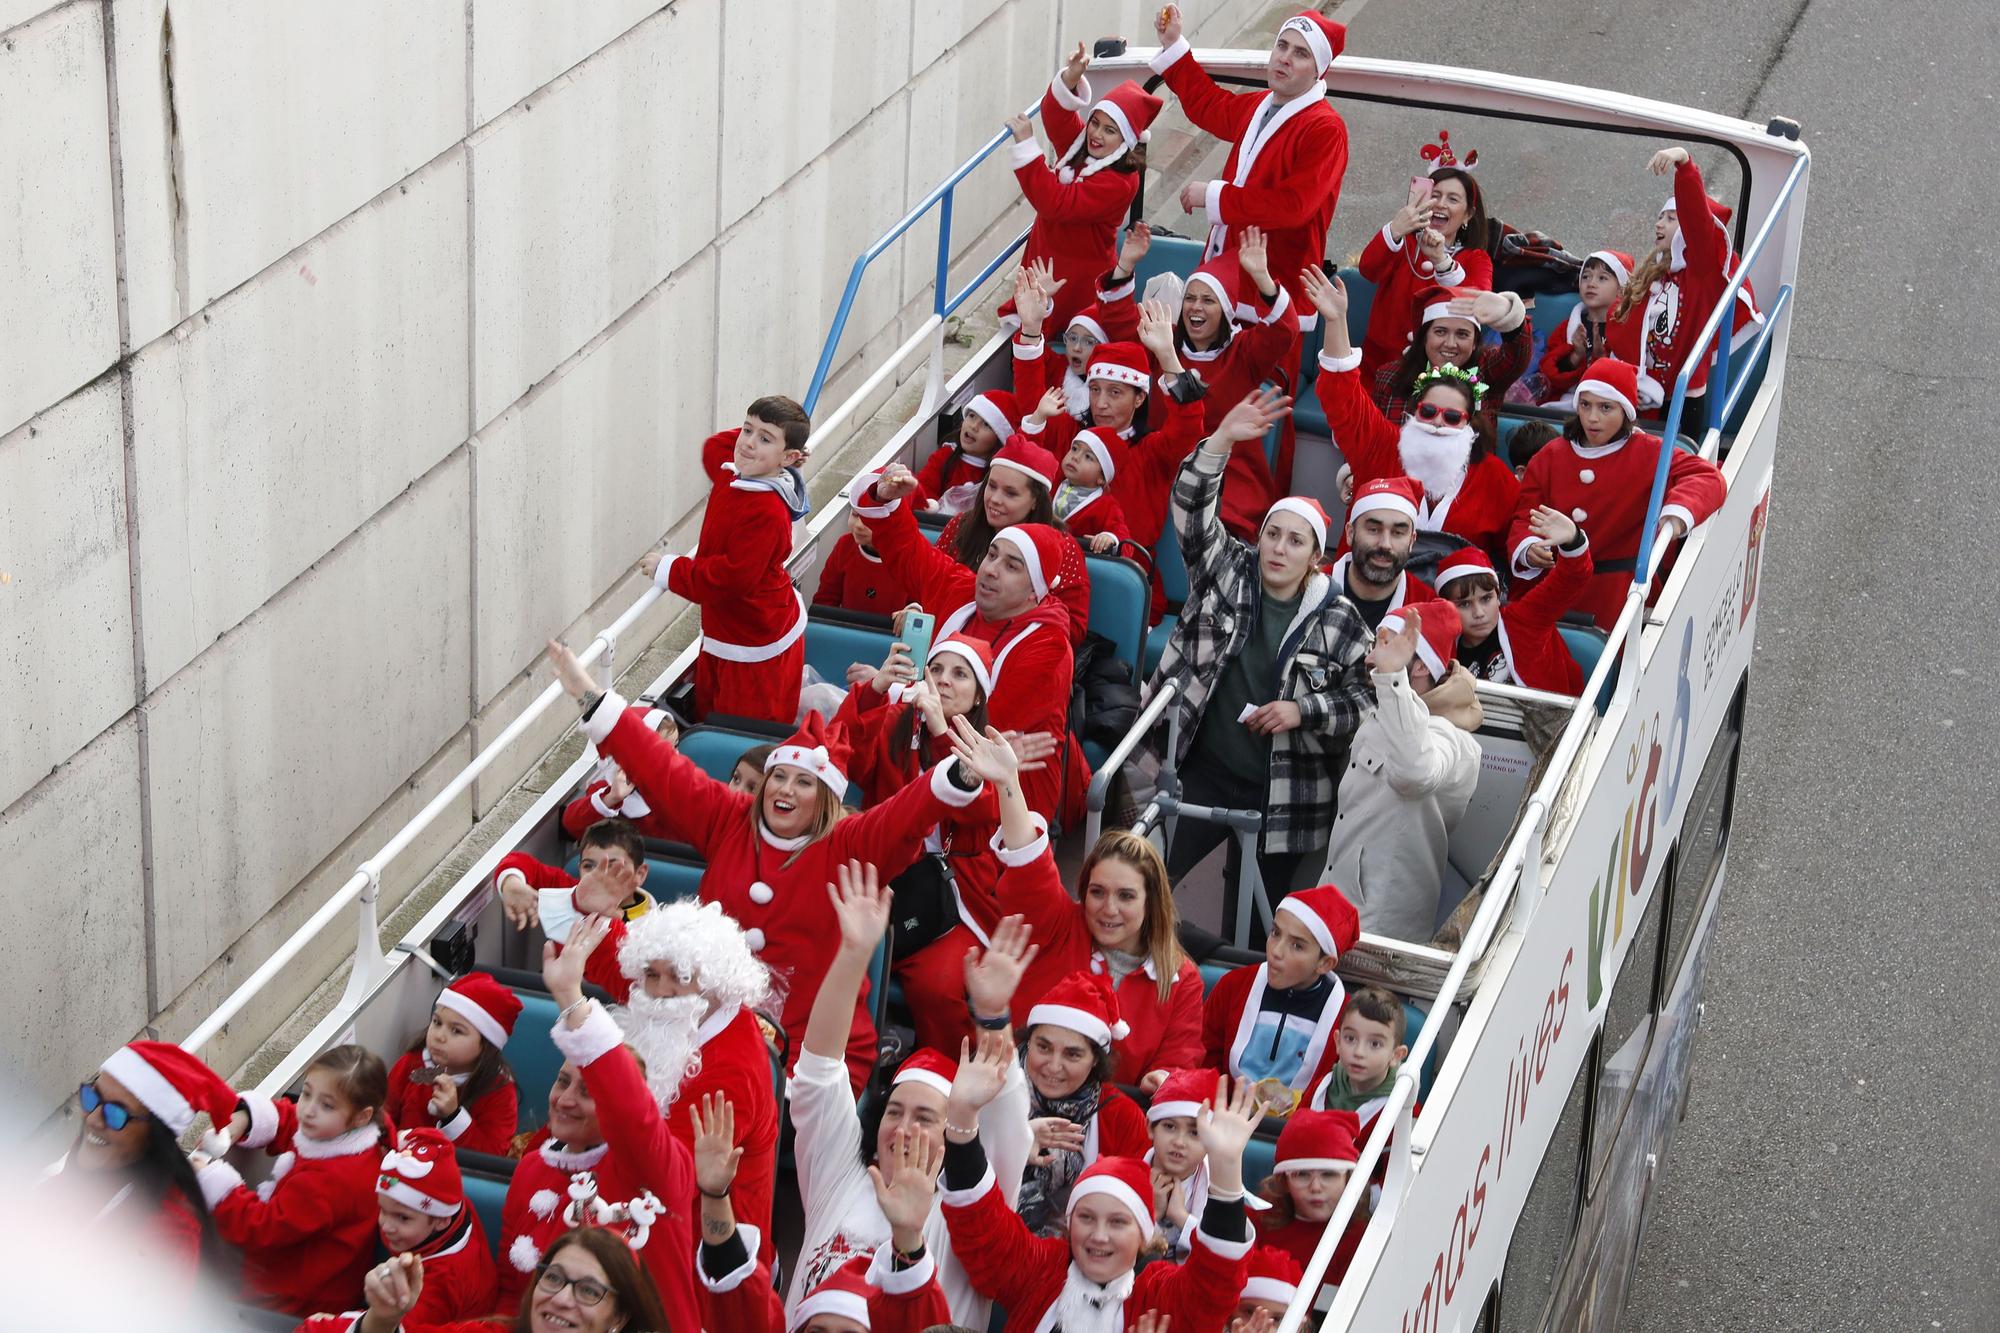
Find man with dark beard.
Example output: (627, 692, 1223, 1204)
(1331, 478, 1432, 631)
(614, 898, 782, 1268)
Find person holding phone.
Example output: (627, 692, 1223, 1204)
(1356, 135, 1500, 378)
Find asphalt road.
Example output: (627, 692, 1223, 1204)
(1331, 0, 2000, 1327)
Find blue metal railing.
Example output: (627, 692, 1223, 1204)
(801, 100, 1043, 416)
(1638, 154, 1809, 578)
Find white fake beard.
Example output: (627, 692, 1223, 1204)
(619, 993, 707, 1111)
(1397, 418, 1475, 501)
(1051, 1264, 1136, 1333)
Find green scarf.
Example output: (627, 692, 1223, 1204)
(1318, 1061, 1399, 1111)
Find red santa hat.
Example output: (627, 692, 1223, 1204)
(1146, 1067, 1219, 1123)
(1265, 495, 1331, 551)
(927, 634, 995, 698)
(1277, 11, 1345, 75)
(1275, 1108, 1361, 1173)
(765, 710, 853, 802)
(97, 1041, 237, 1137)
(1094, 80, 1164, 152)
(1660, 193, 1733, 226)
(1584, 249, 1636, 287)
(1411, 283, 1476, 332)
(1183, 257, 1256, 330)
(890, 1047, 959, 1100)
(1349, 475, 1423, 525)
(1067, 1156, 1158, 1240)
(1243, 1245, 1306, 1306)
(1085, 340, 1152, 390)
(1074, 427, 1125, 484)
(1575, 356, 1639, 419)
(1379, 598, 1463, 681)
(1435, 546, 1498, 593)
(989, 436, 1058, 492)
(376, 1127, 465, 1219)
(991, 523, 1069, 601)
(1274, 883, 1360, 962)
(1066, 299, 1140, 347)
(793, 1255, 876, 1330)
(435, 971, 522, 1051)
(1027, 968, 1129, 1048)
(962, 389, 1019, 441)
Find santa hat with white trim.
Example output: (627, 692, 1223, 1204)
(1575, 357, 1640, 420)
(1027, 968, 1129, 1048)
(1349, 476, 1424, 525)
(1265, 495, 1331, 551)
(1067, 299, 1139, 347)
(1584, 249, 1636, 287)
(1275, 883, 1360, 963)
(1277, 11, 1346, 75)
(1093, 81, 1164, 155)
(1146, 1067, 1219, 1123)
(97, 1041, 238, 1137)
(961, 389, 1020, 442)
(1435, 546, 1499, 595)
(991, 523, 1069, 602)
(765, 711, 853, 802)
(1067, 1156, 1158, 1240)
(792, 1255, 876, 1331)
(1274, 1108, 1361, 1173)
(436, 971, 522, 1051)
(1409, 282, 1477, 333)
(928, 634, 995, 698)
(1243, 1244, 1307, 1307)
(989, 437, 1059, 492)
(1073, 427, 1126, 484)
(1085, 341, 1152, 390)
(1378, 598, 1463, 682)
(890, 1047, 959, 1101)
(377, 1127, 465, 1220)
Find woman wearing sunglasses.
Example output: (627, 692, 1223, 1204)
(349, 1227, 667, 1333)
(1303, 267, 1521, 562)
(50, 1042, 235, 1289)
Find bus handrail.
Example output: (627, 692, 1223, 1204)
(801, 100, 1041, 415)
(1636, 153, 1808, 579)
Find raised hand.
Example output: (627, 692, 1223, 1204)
(542, 912, 611, 1007)
(947, 716, 1021, 786)
(1154, 3, 1183, 46)
(867, 1127, 943, 1248)
(1212, 385, 1291, 447)
(1227, 1310, 1276, 1333)
(1002, 729, 1059, 772)
(1029, 385, 1067, 425)
(1196, 1074, 1268, 1164)
(871, 643, 919, 696)
(1028, 1115, 1088, 1166)
(1527, 503, 1579, 547)
(1006, 113, 1035, 143)
(361, 1252, 425, 1322)
(1649, 145, 1690, 176)
(1117, 220, 1153, 276)
(827, 859, 892, 957)
(1365, 608, 1421, 675)
(1136, 297, 1177, 356)
(604, 765, 635, 808)
(947, 1029, 1017, 1120)
(1014, 265, 1051, 334)
(1237, 225, 1271, 284)
(1299, 264, 1348, 324)
(874, 463, 921, 502)
(547, 638, 598, 702)
(499, 872, 541, 931)
(964, 914, 1039, 1019)
(1028, 257, 1066, 304)
(690, 1092, 743, 1199)
(1391, 193, 1432, 241)
(1062, 39, 1091, 89)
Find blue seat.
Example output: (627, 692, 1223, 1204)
(1199, 959, 1233, 995)
(1244, 1134, 1278, 1192)
(1141, 512, 1188, 678)
(565, 852, 704, 905)
(806, 618, 895, 691)
(676, 725, 769, 785)
(507, 989, 567, 1132)
(1127, 232, 1207, 296)
(1530, 292, 1580, 345)
(462, 1165, 512, 1258)
(1289, 267, 1372, 443)
(1558, 623, 1605, 682)
(1084, 554, 1149, 684)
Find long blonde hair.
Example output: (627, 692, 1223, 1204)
(1079, 830, 1182, 1004)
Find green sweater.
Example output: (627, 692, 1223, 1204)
(1189, 585, 1303, 782)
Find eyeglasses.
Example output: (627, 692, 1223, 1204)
(1414, 403, 1470, 428)
(537, 1264, 613, 1308)
(79, 1082, 147, 1132)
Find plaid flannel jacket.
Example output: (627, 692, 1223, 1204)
(1147, 442, 1374, 854)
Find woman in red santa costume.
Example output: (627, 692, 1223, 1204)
(1356, 132, 1498, 378)
(638, 397, 812, 725)
(46, 1042, 233, 1288)
(939, 1053, 1265, 1333)
(547, 637, 990, 1091)
(999, 40, 1160, 334)
(1504, 358, 1725, 628)
(926, 433, 1091, 644)
(384, 971, 521, 1158)
(1305, 267, 1521, 562)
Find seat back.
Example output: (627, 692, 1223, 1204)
(1083, 554, 1150, 683)
(1340, 266, 1376, 350)
(805, 618, 896, 692)
(461, 1165, 513, 1259)
(676, 725, 772, 785)
(1129, 232, 1208, 295)
(506, 989, 567, 1132)
(1152, 511, 1188, 609)
(1531, 292, 1580, 344)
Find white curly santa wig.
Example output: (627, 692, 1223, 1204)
(616, 898, 773, 1013)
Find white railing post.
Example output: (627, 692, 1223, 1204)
(336, 865, 387, 1009)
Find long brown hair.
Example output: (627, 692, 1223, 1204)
(1614, 246, 1673, 322)
(947, 477, 1063, 569)
(1429, 167, 1493, 259)
(519, 1228, 670, 1332)
(1060, 131, 1148, 176)
(1079, 831, 1182, 1004)
(745, 770, 846, 869)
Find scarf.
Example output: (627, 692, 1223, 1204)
(1316, 1060, 1399, 1113)
(1051, 1264, 1136, 1333)
(1053, 480, 1101, 521)
(1018, 1077, 1103, 1236)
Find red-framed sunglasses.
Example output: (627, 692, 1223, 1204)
(1414, 402, 1470, 428)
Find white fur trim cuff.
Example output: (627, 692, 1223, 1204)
(1318, 346, 1364, 375)
(1660, 504, 1697, 536)
(1008, 138, 1044, 170)
(548, 1000, 624, 1067)
(868, 1240, 938, 1293)
(582, 690, 630, 746)
(1204, 177, 1226, 223)
(195, 1158, 244, 1210)
(929, 760, 983, 809)
(1259, 285, 1294, 327)
(238, 1090, 281, 1150)
(438, 1107, 474, 1142)
(1510, 536, 1547, 581)
(1012, 334, 1045, 361)
(1379, 223, 1403, 251)
(990, 818, 1051, 867)
(939, 1164, 999, 1207)
(1148, 35, 1192, 73)
(1050, 71, 1092, 112)
(1194, 1222, 1256, 1261)
(652, 554, 682, 593)
(697, 1224, 763, 1293)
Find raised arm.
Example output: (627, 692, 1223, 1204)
(851, 465, 974, 612)
(935, 1030, 1066, 1307)
(1362, 613, 1482, 797)
(1656, 147, 1728, 277)
(1149, 1079, 1260, 1325)
(1506, 506, 1594, 635)
(1174, 387, 1292, 587)
(1038, 42, 1093, 152)
(1150, 7, 1258, 141)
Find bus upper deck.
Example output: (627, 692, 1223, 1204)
(156, 43, 1807, 1333)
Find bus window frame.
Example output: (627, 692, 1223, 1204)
(1661, 680, 1747, 990)
(1495, 1030, 1598, 1333)
(1586, 853, 1671, 1199)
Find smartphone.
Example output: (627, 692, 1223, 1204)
(900, 610, 936, 679)
(1408, 176, 1436, 209)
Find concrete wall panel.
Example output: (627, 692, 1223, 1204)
(0, 3, 117, 436)
(470, 1, 722, 427)
(146, 460, 471, 1004)
(473, 250, 719, 705)
(0, 718, 147, 1113)
(111, 0, 463, 338)
(130, 153, 469, 685)
(469, 0, 662, 129)
(0, 383, 134, 814)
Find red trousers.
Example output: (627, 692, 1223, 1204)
(695, 640, 803, 726)
(893, 927, 983, 1056)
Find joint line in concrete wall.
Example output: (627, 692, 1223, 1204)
(464, 0, 480, 724)
(158, 3, 190, 322)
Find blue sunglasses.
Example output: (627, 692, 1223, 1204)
(79, 1081, 146, 1131)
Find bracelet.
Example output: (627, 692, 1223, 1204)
(943, 1120, 979, 1140)
(559, 997, 592, 1021)
(698, 1186, 732, 1201)
(580, 690, 604, 718)
(971, 1011, 1011, 1032)
(892, 1241, 927, 1269)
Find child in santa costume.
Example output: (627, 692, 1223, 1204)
(1010, 259, 1144, 424)
(384, 972, 520, 1157)
(815, 507, 916, 615)
(1437, 517, 1595, 694)
(939, 1061, 1266, 1333)
(297, 1127, 496, 1329)
(1320, 599, 1484, 943)
(194, 1045, 388, 1317)
(1237, 1245, 1308, 1323)
(613, 898, 782, 1270)
(1538, 250, 1641, 407)
(1201, 883, 1359, 1100)
(1505, 357, 1725, 629)
(1054, 426, 1133, 552)
(1253, 1108, 1366, 1307)
(790, 864, 1034, 1330)
(1309, 988, 1413, 1144)
(1146, 1067, 1271, 1259)
(909, 389, 1019, 516)
(548, 637, 993, 1091)
(639, 397, 812, 725)
(1357, 132, 1498, 378)
(493, 817, 656, 1002)
(1304, 268, 1521, 561)
(1150, 6, 1351, 326)
(951, 720, 1204, 1087)
(924, 433, 1092, 645)
(847, 473, 1086, 826)
(558, 703, 682, 842)
(999, 41, 1160, 333)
